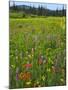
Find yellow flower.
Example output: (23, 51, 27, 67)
(18, 72, 23, 80)
(11, 65, 15, 68)
(60, 78, 64, 82)
(48, 58, 53, 64)
(36, 81, 39, 84)
(26, 51, 28, 54)
(47, 68, 51, 72)
(28, 55, 31, 58)
(42, 75, 45, 81)
(26, 81, 31, 85)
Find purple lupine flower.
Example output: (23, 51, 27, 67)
(16, 67, 19, 80)
(16, 73, 19, 80)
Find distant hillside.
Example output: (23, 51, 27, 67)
(9, 4, 66, 17)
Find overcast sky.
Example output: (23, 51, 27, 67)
(10, 1, 66, 10)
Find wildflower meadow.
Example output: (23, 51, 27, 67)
(9, 2, 66, 89)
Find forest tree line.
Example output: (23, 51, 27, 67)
(9, 2, 66, 17)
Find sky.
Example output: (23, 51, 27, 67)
(10, 1, 66, 10)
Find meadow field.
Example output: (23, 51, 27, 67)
(9, 17, 66, 88)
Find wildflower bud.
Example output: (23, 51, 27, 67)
(32, 48, 34, 54)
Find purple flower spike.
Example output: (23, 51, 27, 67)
(16, 73, 19, 80)
(16, 67, 19, 80)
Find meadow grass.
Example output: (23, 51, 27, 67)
(9, 17, 66, 88)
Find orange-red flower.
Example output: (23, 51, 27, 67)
(23, 64, 32, 68)
(18, 72, 32, 81)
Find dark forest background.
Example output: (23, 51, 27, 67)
(9, 2, 66, 18)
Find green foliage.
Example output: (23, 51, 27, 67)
(10, 12, 27, 18)
(22, 13, 26, 18)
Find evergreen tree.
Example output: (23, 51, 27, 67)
(62, 5, 66, 16)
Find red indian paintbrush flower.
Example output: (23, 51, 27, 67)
(23, 64, 32, 68)
(18, 72, 32, 81)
